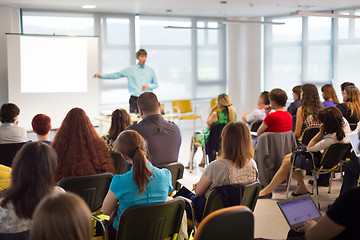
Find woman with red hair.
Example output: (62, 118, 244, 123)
(52, 108, 114, 181)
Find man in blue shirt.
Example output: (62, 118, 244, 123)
(94, 49, 158, 113)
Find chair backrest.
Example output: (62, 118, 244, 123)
(57, 172, 113, 213)
(240, 181, 261, 211)
(110, 151, 132, 174)
(160, 162, 184, 192)
(320, 143, 352, 171)
(0, 142, 27, 167)
(194, 206, 254, 240)
(210, 98, 217, 109)
(349, 123, 358, 131)
(205, 123, 227, 163)
(301, 127, 320, 146)
(116, 197, 185, 240)
(292, 115, 297, 132)
(249, 120, 262, 132)
(0, 231, 29, 240)
(172, 100, 193, 114)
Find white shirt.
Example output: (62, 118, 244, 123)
(245, 108, 266, 123)
(0, 123, 27, 144)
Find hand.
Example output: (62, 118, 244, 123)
(142, 84, 149, 90)
(299, 220, 317, 232)
(319, 124, 325, 133)
(265, 105, 272, 115)
(93, 73, 101, 78)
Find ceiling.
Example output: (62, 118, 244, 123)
(0, 0, 359, 18)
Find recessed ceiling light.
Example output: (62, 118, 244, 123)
(82, 5, 97, 9)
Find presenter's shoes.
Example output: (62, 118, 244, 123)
(291, 191, 311, 197)
(308, 180, 329, 187)
(258, 192, 272, 199)
(198, 162, 205, 168)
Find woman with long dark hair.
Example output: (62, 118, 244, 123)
(52, 108, 114, 181)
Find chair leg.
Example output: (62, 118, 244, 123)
(189, 137, 196, 173)
(328, 172, 334, 194)
(285, 167, 294, 200)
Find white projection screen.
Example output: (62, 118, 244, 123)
(7, 34, 99, 130)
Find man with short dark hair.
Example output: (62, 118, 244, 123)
(126, 92, 181, 167)
(94, 49, 158, 113)
(0, 103, 26, 143)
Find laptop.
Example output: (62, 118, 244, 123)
(348, 131, 360, 157)
(277, 195, 322, 230)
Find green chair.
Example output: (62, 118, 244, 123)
(160, 162, 184, 192)
(115, 197, 185, 240)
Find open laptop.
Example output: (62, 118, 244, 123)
(348, 132, 360, 157)
(277, 195, 322, 230)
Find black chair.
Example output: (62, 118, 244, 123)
(110, 151, 131, 174)
(160, 162, 184, 192)
(115, 197, 185, 240)
(0, 231, 29, 240)
(349, 123, 358, 131)
(205, 123, 226, 163)
(249, 120, 262, 132)
(0, 142, 27, 167)
(301, 127, 320, 145)
(292, 115, 297, 132)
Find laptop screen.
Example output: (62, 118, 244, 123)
(348, 132, 360, 157)
(277, 196, 322, 229)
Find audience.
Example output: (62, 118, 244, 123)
(0, 142, 63, 233)
(179, 122, 258, 222)
(293, 84, 323, 141)
(102, 108, 131, 151)
(51, 107, 114, 181)
(336, 85, 360, 126)
(102, 130, 172, 239)
(242, 91, 269, 123)
(321, 84, 339, 107)
(259, 107, 351, 198)
(287, 85, 302, 116)
(0, 103, 26, 143)
(30, 192, 92, 240)
(31, 114, 52, 144)
(257, 88, 292, 136)
(126, 92, 181, 167)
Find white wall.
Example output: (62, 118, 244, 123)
(0, 6, 20, 104)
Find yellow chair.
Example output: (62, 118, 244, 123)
(172, 100, 201, 130)
(210, 98, 217, 109)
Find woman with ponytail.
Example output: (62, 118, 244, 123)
(102, 130, 172, 238)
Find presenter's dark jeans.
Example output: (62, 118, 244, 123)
(129, 95, 139, 114)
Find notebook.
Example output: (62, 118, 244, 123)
(348, 132, 360, 157)
(277, 195, 322, 230)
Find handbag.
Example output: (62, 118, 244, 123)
(291, 144, 313, 173)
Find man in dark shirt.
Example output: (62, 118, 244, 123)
(126, 92, 181, 167)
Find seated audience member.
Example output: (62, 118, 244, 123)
(0, 142, 63, 233)
(51, 108, 114, 181)
(31, 114, 52, 144)
(0, 164, 11, 191)
(302, 186, 360, 240)
(102, 130, 172, 239)
(287, 85, 302, 116)
(126, 92, 181, 167)
(257, 88, 292, 136)
(102, 108, 131, 151)
(0, 103, 26, 143)
(336, 85, 360, 125)
(179, 122, 258, 222)
(259, 107, 351, 198)
(340, 82, 355, 101)
(30, 192, 92, 240)
(242, 91, 269, 124)
(293, 84, 323, 141)
(321, 84, 339, 108)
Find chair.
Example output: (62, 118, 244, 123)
(0, 231, 29, 240)
(0, 142, 27, 167)
(160, 162, 184, 192)
(249, 120, 262, 132)
(205, 123, 226, 164)
(210, 98, 217, 109)
(172, 100, 201, 130)
(202, 182, 261, 220)
(115, 197, 185, 240)
(300, 126, 320, 145)
(110, 151, 131, 174)
(349, 123, 357, 131)
(188, 130, 206, 172)
(194, 206, 254, 240)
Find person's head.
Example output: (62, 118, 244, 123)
(258, 91, 270, 106)
(217, 93, 236, 122)
(136, 49, 147, 66)
(321, 84, 339, 104)
(0, 142, 58, 219)
(0, 103, 20, 124)
(318, 107, 345, 141)
(220, 122, 253, 168)
(137, 92, 160, 117)
(292, 85, 302, 100)
(343, 86, 360, 121)
(341, 82, 355, 92)
(51, 108, 113, 181)
(30, 192, 92, 240)
(113, 130, 152, 195)
(32, 114, 52, 136)
(300, 84, 323, 121)
(108, 109, 131, 141)
(269, 88, 288, 108)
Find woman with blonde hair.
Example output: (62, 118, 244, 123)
(336, 85, 360, 126)
(52, 108, 114, 181)
(321, 84, 339, 107)
(102, 108, 131, 151)
(30, 192, 92, 240)
(102, 130, 172, 239)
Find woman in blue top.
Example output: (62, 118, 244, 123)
(102, 130, 173, 238)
